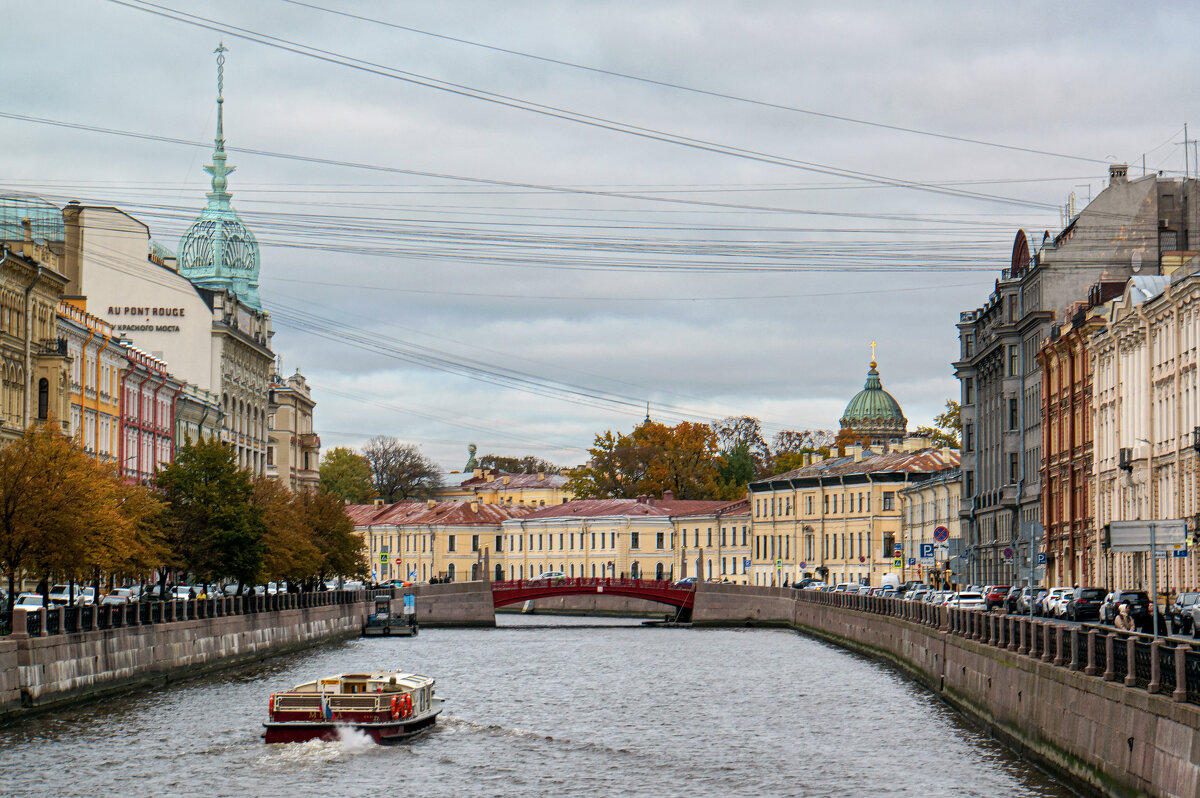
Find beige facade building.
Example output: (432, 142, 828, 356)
(1092, 263, 1200, 593)
(436, 467, 572, 508)
(748, 444, 961, 587)
(267, 369, 320, 492)
(672, 498, 751, 584)
(899, 468, 962, 588)
(348, 500, 533, 583)
(0, 218, 70, 440)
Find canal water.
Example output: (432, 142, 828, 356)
(1, 615, 1077, 797)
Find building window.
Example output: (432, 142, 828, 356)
(37, 378, 48, 420)
(471, 534, 479, 552)
(656, 532, 664, 549)
(1009, 398, 1019, 430)
(964, 333, 975, 358)
(882, 492, 895, 511)
(964, 423, 974, 453)
(964, 377, 974, 405)
(805, 495, 813, 514)
(266, 447, 274, 466)
(965, 471, 975, 497)
(707, 528, 712, 547)
(447, 535, 457, 553)
(1009, 453, 1020, 483)
(495, 535, 503, 553)
(631, 531, 640, 550)
(1008, 345, 1019, 377)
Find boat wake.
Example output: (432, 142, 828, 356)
(259, 725, 387, 767)
(439, 716, 636, 758)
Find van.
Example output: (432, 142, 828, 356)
(879, 574, 900, 591)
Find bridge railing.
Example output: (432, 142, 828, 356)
(7, 589, 375, 639)
(791, 587, 1200, 707)
(492, 577, 692, 592)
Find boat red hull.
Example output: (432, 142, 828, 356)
(263, 710, 438, 744)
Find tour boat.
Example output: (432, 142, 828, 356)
(263, 670, 443, 744)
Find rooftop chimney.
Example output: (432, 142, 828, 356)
(502, 475, 511, 485)
(537, 471, 545, 481)
(662, 490, 674, 501)
(426, 499, 436, 509)
(470, 500, 479, 513)
(1109, 163, 1128, 185)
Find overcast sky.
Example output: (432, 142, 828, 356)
(5, 1, 1200, 471)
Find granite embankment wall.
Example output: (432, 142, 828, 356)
(1, 598, 371, 720)
(407, 582, 495, 627)
(692, 584, 1200, 798)
(498, 594, 669, 617)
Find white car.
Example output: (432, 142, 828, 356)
(48, 584, 94, 605)
(946, 591, 987, 610)
(802, 581, 826, 591)
(1045, 587, 1072, 617)
(14, 593, 44, 608)
(530, 571, 567, 582)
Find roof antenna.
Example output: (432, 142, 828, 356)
(644, 401, 651, 424)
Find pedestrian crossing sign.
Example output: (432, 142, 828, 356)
(379, 553, 389, 565)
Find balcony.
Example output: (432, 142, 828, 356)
(300, 432, 320, 449)
(39, 338, 68, 356)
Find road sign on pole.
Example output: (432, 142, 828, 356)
(934, 526, 949, 543)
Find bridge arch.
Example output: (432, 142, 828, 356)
(491, 577, 695, 610)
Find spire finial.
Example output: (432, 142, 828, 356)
(870, 340, 877, 369)
(205, 43, 235, 207)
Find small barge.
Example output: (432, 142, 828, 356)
(263, 670, 442, 744)
(364, 592, 418, 636)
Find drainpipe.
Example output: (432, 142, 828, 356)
(19, 250, 45, 430)
(167, 381, 183, 461)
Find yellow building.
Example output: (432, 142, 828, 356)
(436, 467, 573, 508)
(267, 369, 320, 492)
(672, 498, 751, 584)
(899, 468, 962, 588)
(500, 496, 739, 581)
(348, 500, 533, 583)
(748, 444, 960, 586)
(57, 298, 125, 461)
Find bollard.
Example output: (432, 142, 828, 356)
(1068, 628, 1081, 671)
(1042, 622, 1052, 662)
(1173, 644, 1190, 702)
(1148, 639, 1163, 694)
(1053, 625, 1066, 667)
(1124, 637, 1137, 687)
(1085, 629, 1098, 675)
(1103, 634, 1117, 681)
(10, 607, 29, 639)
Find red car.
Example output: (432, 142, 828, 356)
(984, 585, 1011, 610)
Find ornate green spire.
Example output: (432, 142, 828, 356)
(179, 43, 262, 309)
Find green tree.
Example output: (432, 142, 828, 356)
(716, 442, 756, 499)
(712, 416, 770, 477)
(477, 454, 560, 474)
(155, 438, 265, 591)
(319, 446, 375, 503)
(913, 400, 962, 449)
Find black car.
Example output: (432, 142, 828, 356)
(1003, 586, 1021, 614)
(1100, 590, 1151, 627)
(1062, 587, 1106, 621)
(1170, 591, 1200, 635)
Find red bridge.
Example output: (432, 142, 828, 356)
(490, 578, 696, 609)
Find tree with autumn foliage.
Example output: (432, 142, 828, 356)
(0, 422, 166, 611)
(565, 420, 723, 500)
(252, 478, 366, 588)
(912, 400, 961, 449)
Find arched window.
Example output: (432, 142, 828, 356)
(495, 564, 504, 582)
(446, 563, 455, 582)
(470, 563, 479, 581)
(655, 562, 664, 580)
(590, 563, 596, 577)
(630, 562, 640, 579)
(707, 559, 713, 580)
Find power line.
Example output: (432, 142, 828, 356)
(278, 0, 1110, 166)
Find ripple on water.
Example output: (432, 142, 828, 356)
(0, 618, 1079, 798)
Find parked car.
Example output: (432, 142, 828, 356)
(1061, 587, 1106, 622)
(946, 592, 987, 610)
(100, 594, 130, 607)
(983, 585, 1011, 611)
(905, 589, 930, 603)
(1169, 591, 1200, 635)
(672, 576, 696, 587)
(1043, 587, 1072, 617)
(802, 581, 826, 591)
(14, 593, 44, 608)
(47, 584, 95, 605)
(108, 587, 139, 604)
(1100, 590, 1151, 627)
(1003, 586, 1022, 614)
(1015, 587, 1047, 615)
